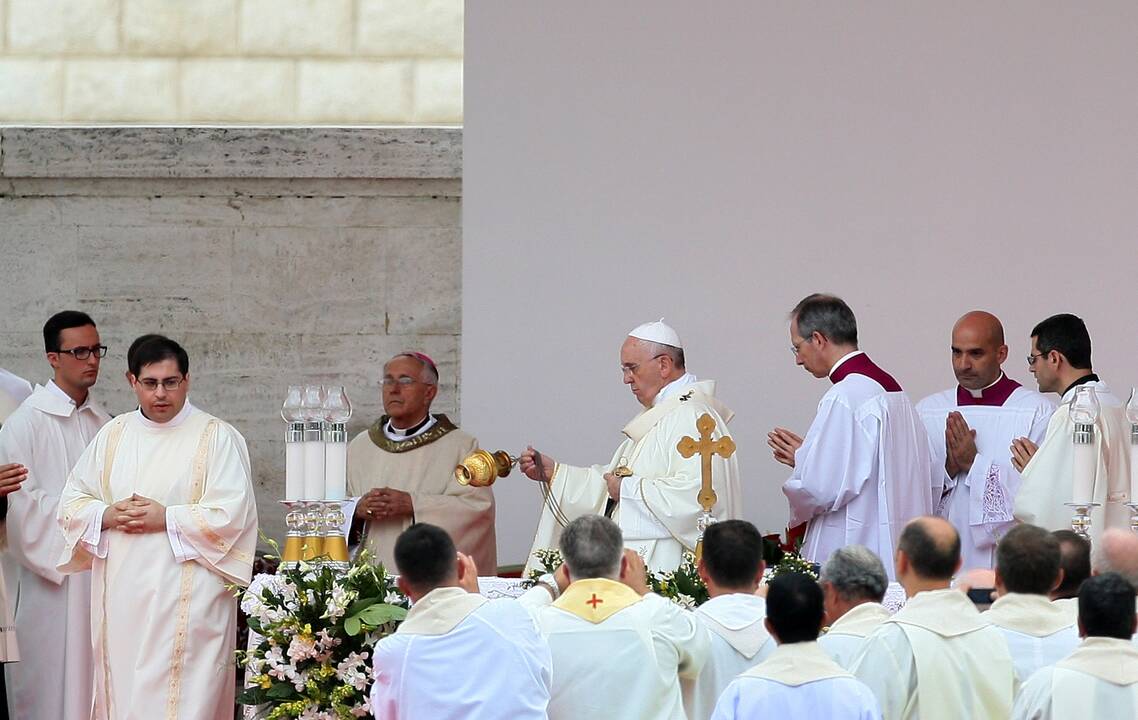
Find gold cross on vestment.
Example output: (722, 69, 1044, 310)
(677, 413, 736, 514)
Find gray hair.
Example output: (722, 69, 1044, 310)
(384, 353, 439, 385)
(791, 293, 858, 346)
(638, 339, 685, 370)
(559, 515, 624, 580)
(1092, 530, 1138, 592)
(820, 545, 888, 602)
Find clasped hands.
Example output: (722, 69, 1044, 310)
(767, 428, 803, 468)
(0, 463, 28, 497)
(102, 494, 166, 534)
(356, 488, 413, 521)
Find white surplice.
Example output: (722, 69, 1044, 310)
(526, 376, 740, 574)
(682, 593, 775, 720)
(819, 601, 891, 669)
(0, 368, 31, 665)
(983, 592, 1080, 683)
(917, 379, 1054, 570)
(851, 588, 1015, 720)
(0, 370, 32, 422)
(784, 353, 936, 578)
(370, 587, 552, 720)
(1012, 637, 1138, 719)
(711, 641, 882, 720)
(57, 404, 258, 720)
(1015, 379, 1132, 539)
(527, 578, 709, 720)
(0, 382, 110, 720)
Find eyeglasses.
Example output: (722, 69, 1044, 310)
(381, 377, 430, 387)
(137, 377, 185, 392)
(1026, 352, 1046, 366)
(56, 345, 108, 360)
(620, 354, 667, 377)
(790, 338, 812, 356)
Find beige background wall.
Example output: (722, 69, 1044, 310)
(0, 0, 462, 123)
(465, 2, 1138, 565)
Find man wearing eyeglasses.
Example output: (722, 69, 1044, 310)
(1013, 314, 1131, 540)
(915, 311, 1055, 571)
(0, 310, 111, 720)
(347, 352, 497, 573)
(521, 319, 741, 575)
(57, 334, 258, 720)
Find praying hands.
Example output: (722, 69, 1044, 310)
(101, 494, 166, 533)
(355, 487, 414, 521)
(944, 411, 979, 477)
(767, 427, 803, 467)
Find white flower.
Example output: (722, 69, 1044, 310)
(383, 590, 404, 605)
(336, 651, 372, 691)
(673, 593, 697, 609)
(287, 634, 318, 663)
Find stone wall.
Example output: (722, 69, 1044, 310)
(0, 126, 462, 543)
(0, 0, 463, 123)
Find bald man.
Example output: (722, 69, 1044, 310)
(851, 517, 1015, 720)
(916, 311, 1054, 570)
(1092, 529, 1138, 592)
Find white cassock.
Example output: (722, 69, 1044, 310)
(851, 588, 1015, 720)
(57, 403, 258, 720)
(1015, 378, 1132, 538)
(1012, 637, 1138, 719)
(370, 587, 552, 720)
(710, 641, 881, 720)
(916, 375, 1054, 570)
(525, 578, 709, 720)
(819, 601, 891, 669)
(682, 593, 775, 720)
(0, 381, 110, 720)
(0, 368, 31, 665)
(784, 352, 936, 578)
(526, 374, 740, 574)
(983, 592, 1080, 683)
(348, 414, 496, 572)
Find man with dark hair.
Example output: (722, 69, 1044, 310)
(348, 351, 496, 573)
(527, 515, 708, 720)
(682, 520, 773, 719)
(0, 310, 111, 719)
(57, 334, 258, 719)
(710, 573, 880, 719)
(770, 293, 934, 576)
(817, 545, 890, 668)
(852, 517, 1015, 719)
(370, 524, 552, 720)
(1051, 529, 1091, 600)
(1014, 313, 1131, 537)
(522, 318, 741, 574)
(1013, 573, 1138, 718)
(916, 311, 1054, 570)
(985, 525, 1079, 681)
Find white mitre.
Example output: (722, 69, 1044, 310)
(628, 318, 683, 348)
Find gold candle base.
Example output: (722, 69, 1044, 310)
(300, 535, 323, 561)
(282, 534, 304, 564)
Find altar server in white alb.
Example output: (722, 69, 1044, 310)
(525, 515, 709, 720)
(769, 294, 935, 576)
(0, 312, 112, 720)
(682, 520, 774, 720)
(984, 524, 1079, 682)
(1012, 313, 1131, 538)
(710, 573, 881, 720)
(57, 335, 258, 720)
(1013, 572, 1138, 719)
(917, 311, 1054, 570)
(370, 523, 551, 720)
(852, 517, 1015, 720)
(522, 320, 740, 573)
(0, 368, 34, 664)
(817, 545, 891, 669)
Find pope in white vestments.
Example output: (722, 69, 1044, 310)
(0, 380, 110, 720)
(523, 321, 740, 574)
(56, 337, 257, 720)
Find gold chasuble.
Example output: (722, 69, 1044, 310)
(348, 414, 496, 573)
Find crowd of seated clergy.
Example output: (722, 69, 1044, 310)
(367, 515, 1138, 720)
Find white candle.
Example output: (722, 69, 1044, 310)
(1072, 438, 1096, 505)
(303, 437, 326, 501)
(285, 441, 305, 501)
(324, 441, 347, 501)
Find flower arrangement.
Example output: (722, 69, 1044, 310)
(236, 551, 409, 719)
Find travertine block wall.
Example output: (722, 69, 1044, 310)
(0, 126, 463, 542)
(0, 0, 463, 123)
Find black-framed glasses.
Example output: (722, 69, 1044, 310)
(56, 345, 108, 360)
(1026, 352, 1046, 366)
(138, 377, 185, 392)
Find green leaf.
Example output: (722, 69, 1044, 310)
(345, 596, 379, 618)
(344, 616, 362, 636)
(246, 617, 263, 635)
(357, 603, 407, 625)
(266, 682, 299, 700)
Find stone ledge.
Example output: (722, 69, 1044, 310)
(0, 126, 462, 179)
